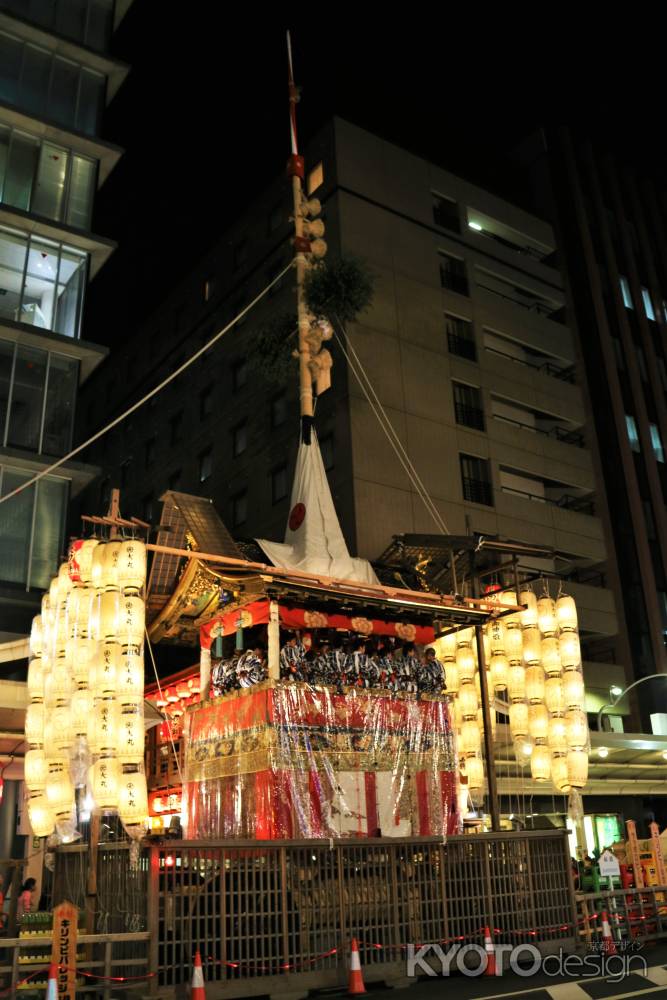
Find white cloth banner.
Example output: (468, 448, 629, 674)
(257, 434, 379, 585)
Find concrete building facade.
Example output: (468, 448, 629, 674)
(0, 0, 130, 642)
(78, 118, 629, 732)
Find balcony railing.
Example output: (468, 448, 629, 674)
(448, 332, 477, 361)
(485, 345, 576, 383)
(477, 282, 566, 325)
(492, 413, 585, 448)
(500, 485, 596, 516)
(455, 402, 485, 430)
(462, 476, 494, 506)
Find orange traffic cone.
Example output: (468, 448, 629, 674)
(348, 937, 366, 995)
(483, 926, 496, 976)
(600, 910, 617, 955)
(191, 949, 206, 999)
(45, 962, 58, 1000)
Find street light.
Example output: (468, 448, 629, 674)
(597, 674, 667, 732)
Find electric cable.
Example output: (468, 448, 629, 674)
(0, 260, 295, 507)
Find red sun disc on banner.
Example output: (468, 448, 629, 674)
(289, 503, 306, 531)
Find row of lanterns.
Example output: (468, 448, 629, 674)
(24, 538, 149, 842)
(434, 586, 589, 799)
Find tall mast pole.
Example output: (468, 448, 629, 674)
(286, 31, 314, 444)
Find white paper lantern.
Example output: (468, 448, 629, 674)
(488, 620, 506, 655)
(545, 676, 566, 714)
(118, 595, 145, 648)
(531, 743, 551, 782)
(458, 682, 478, 718)
(27, 657, 44, 703)
(117, 704, 145, 762)
(71, 689, 92, 737)
(465, 754, 484, 790)
(456, 645, 475, 682)
(460, 719, 482, 754)
(565, 709, 589, 749)
(508, 663, 526, 700)
(91, 542, 107, 593)
(528, 703, 549, 741)
(437, 633, 457, 660)
(505, 627, 523, 663)
(567, 749, 589, 788)
(563, 669, 585, 710)
(69, 586, 93, 638)
(456, 627, 474, 647)
(444, 661, 459, 694)
(489, 654, 509, 691)
(104, 540, 122, 591)
(72, 636, 98, 689)
(56, 561, 73, 602)
(25, 703, 45, 748)
(522, 627, 541, 664)
(70, 538, 98, 584)
(559, 631, 581, 669)
(537, 597, 557, 636)
(27, 792, 55, 838)
(500, 590, 522, 628)
(116, 647, 144, 703)
(89, 698, 119, 755)
(99, 591, 120, 640)
(548, 715, 568, 752)
(541, 637, 562, 676)
(45, 760, 74, 814)
(24, 749, 48, 791)
(520, 590, 538, 628)
(29, 616, 43, 656)
(95, 642, 121, 696)
(556, 594, 578, 632)
(525, 664, 545, 703)
(551, 753, 570, 793)
(93, 756, 120, 810)
(509, 700, 528, 738)
(118, 540, 147, 595)
(118, 768, 148, 827)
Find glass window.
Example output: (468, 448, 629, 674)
(460, 453, 493, 506)
(4, 131, 39, 212)
(66, 154, 95, 229)
(232, 490, 247, 526)
(0, 33, 22, 106)
(445, 313, 476, 360)
(85, 0, 113, 50)
(54, 246, 85, 337)
(619, 275, 633, 309)
(641, 287, 656, 321)
(20, 44, 51, 117)
(433, 194, 460, 232)
(272, 464, 288, 503)
(439, 252, 468, 295)
(271, 392, 287, 427)
(76, 70, 104, 135)
(33, 143, 69, 221)
(200, 384, 213, 419)
(0, 227, 28, 326)
(650, 424, 665, 463)
(232, 421, 247, 457)
(0, 126, 8, 201)
(625, 414, 640, 453)
(7, 343, 47, 450)
(55, 0, 88, 44)
(49, 58, 79, 127)
(29, 476, 67, 589)
(453, 382, 485, 430)
(307, 162, 324, 195)
(41, 353, 77, 455)
(0, 467, 34, 584)
(0, 339, 14, 441)
(23, 237, 59, 329)
(199, 447, 212, 482)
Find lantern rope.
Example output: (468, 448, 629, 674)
(144, 628, 185, 788)
(331, 317, 451, 536)
(0, 260, 296, 507)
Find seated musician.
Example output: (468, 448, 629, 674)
(279, 632, 307, 680)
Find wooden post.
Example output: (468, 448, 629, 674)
(471, 550, 501, 833)
(268, 600, 280, 680)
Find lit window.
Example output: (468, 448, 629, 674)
(641, 288, 656, 321)
(619, 276, 633, 309)
(199, 448, 212, 482)
(232, 490, 247, 526)
(650, 424, 665, 463)
(307, 162, 324, 195)
(625, 415, 640, 453)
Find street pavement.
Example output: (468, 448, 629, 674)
(363, 942, 667, 1000)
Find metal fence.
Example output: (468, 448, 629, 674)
(576, 884, 667, 951)
(147, 830, 576, 995)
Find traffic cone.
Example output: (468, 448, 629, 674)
(483, 926, 496, 976)
(191, 949, 206, 999)
(600, 910, 617, 955)
(45, 962, 58, 1000)
(348, 937, 366, 995)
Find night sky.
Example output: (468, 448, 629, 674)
(86, 7, 660, 344)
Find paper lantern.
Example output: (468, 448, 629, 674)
(118, 768, 148, 827)
(508, 663, 526, 700)
(437, 633, 457, 660)
(91, 542, 107, 592)
(25, 703, 45, 748)
(520, 590, 538, 628)
(465, 754, 484, 790)
(565, 709, 588, 749)
(500, 590, 522, 628)
(104, 540, 122, 591)
(559, 631, 581, 669)
(456, 645, 476, 682)
(25, 749, 48, 791)
(556, 594, 578, 632)
(563, 669, 585, 710)
(537, 597, 557, 636)
(69, 538, 98, 584)
(44, 662, 74, 706)
(551, 753, 570, 793)
(27, 792, 55, 838)
(488, 620, 506, 655)
(69, 586, 93, 638)
(444, 660, 459, 694)
(89, 698, 119, 755)
(29, 616, 43, 656)
(95, 642, 121, 696)
(545, 676, 566, 714)
(176, 679, 189, 700)
(93, 756, 120, 810)
(118, 704, 145, 762)
(45, 760, 74, 814)
(509, 700, 528, 738)
(99, 591, 120, 640)
(456, 627, 474, 646)
(458, 682, 478, 718)
(490, 654, 509, 691)
(27, 657, 44, 702)
(116, 647, 144, 703)
(528, 703, 549, 741)
(460, 719, 482, 754)
(118, 540, 147, 595)
(525, 664, 545, 703)
(531, 743, 551, 782)
(71, 689, 92, 737)
(118, 596, 145, 648)
(477, 706, 496, 738)
(72, 636, 98, 689)
(56, 562, 73, 602)
(567, 749, 589, 788)
(548, 715, 568, 752)
(45, 705, 74, 753)
(505, 627, 523, 663)
(541, 637, 561, 676)
(522, 627, 541, 664)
